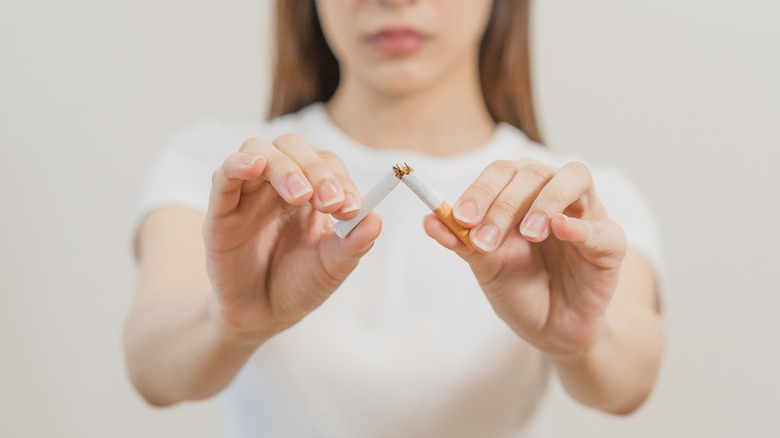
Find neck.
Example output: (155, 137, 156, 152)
(326, 60, 496, 156)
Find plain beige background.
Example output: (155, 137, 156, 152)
(1, 0, 778, 436)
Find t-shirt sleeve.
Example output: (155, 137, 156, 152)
(132, 120, 232, 245)
(593, 169, 667, 302)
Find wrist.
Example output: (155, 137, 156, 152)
(545, 316, 611, 366)
(547, 320, 614, 371)
(204, 294, 287, 348)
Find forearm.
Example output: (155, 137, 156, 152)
(550, 303, 664, 415)
(123, 291, 265, 406)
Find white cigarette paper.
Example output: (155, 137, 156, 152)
(332, 169, 400, 238)
(400, 166, 475, 249)
(399, 172, 444, 211)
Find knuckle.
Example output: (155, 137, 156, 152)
(224, 153, 239, 167)
(544, 186, 567, 205)
(264, 153, 296, 175)
(467, 180, 497, 200)
(239, 136, 264, 151)
(489, 160, 517, 177)
(299, 160, 329, 177)
(567, 161, 592, 180)
(514, 158, 537, 170)
(273, 133, 306, 148)
(317, 150, 350, 176)
(316, 149, 338, 161)
(521, 162, 554, 183)
(213, 153, 239, 183)
(490, 197, 520, 223)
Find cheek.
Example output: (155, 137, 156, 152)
(437, 0, 494, 52)
(314, 0, 359, 61)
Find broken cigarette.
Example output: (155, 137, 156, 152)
(395, 163, 475, 250)
(332, 168, 401, 238)
(333, 163, 475, 250)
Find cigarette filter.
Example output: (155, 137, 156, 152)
(397, 164, 475, 250)
(332, 169, 401, 238)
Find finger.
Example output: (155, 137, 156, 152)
(317, 212, 383, 286)
(239, 137, 314, 205)
(452, 160, 518, 227)
(551, 213, 627, 266)
(273, 134, 346, 214)
(207, 152, 267, 218)
(422, 214, 474, 256)
(317, 150, 362, 219)
(469, 162, 555, 252)
(520, 161, 594, 242)
(423, 215, 503, 284)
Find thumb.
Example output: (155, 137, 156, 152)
(317, 212, 382, 285)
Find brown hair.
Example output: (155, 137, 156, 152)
(269, 0, 543, 144)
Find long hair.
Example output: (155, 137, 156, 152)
(269, 0, 543, 144)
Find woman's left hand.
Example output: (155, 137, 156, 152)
(424, 160, 627, 360)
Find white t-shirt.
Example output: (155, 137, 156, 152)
(136, 103, 664, 438)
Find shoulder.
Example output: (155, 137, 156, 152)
(134, 107, 324, 223)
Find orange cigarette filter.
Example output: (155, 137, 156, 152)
(395, 163, 475, 250)
(433, 202, 475, 250)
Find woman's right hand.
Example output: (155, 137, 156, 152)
(203, 134, 381, 342)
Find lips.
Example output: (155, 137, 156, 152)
(369, 28, 427, 56)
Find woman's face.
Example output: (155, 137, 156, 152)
(315, 0, 494, 96)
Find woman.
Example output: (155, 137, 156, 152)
(125, 0, 664, 436)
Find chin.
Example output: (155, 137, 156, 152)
(372, 79, 430, 98)
(359, 62, 441, 98)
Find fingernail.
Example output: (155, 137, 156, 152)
(241, 154, 260, 166)
(454, 201, 479, 223)
(521, 213, 547, 239)
(472, 223, 499, 252)
(340, 193, 360, 213)
(318, 181, 344, 207)
(287, 174, 312, 199)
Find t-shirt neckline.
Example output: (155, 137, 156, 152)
(297, 102, 525, 171)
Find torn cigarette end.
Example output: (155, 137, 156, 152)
(433, 202, 475, 250)
(392, 162, 413, 179)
